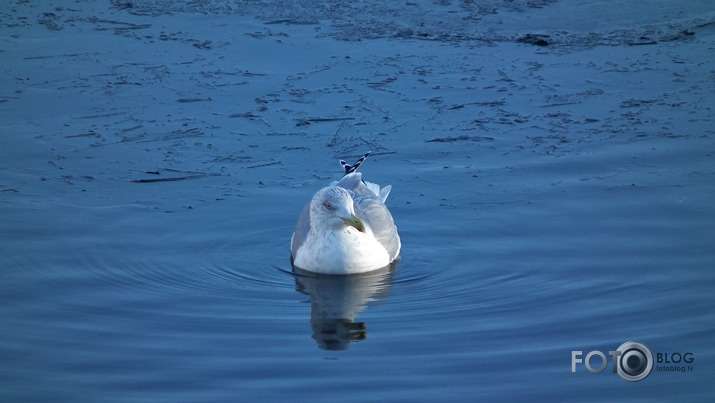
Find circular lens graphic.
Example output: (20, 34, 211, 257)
(616, 341, 653, 381)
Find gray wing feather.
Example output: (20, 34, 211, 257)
(291, 203, 311, 258)
(337, 173, 401, 260)
(335, 173, 372, 197)
(353, 195, 401, 260)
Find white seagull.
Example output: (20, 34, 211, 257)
(291, 152, 401, 274)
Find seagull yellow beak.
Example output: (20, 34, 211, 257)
(341, 214, 365, 233)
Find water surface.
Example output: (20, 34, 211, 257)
(1, 0, 714, 401)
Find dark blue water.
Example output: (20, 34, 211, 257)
(2, 0, 715, 401)
(3, 140, 713, 401)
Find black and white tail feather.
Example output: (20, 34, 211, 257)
(340, 152, 370, 175)
(335, 151, 391, 203)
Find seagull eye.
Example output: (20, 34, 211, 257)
(323, 202, 332, 210)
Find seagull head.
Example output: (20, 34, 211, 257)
(310, 186, 365, 232)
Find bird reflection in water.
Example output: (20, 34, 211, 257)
(293, 261, 397, 350)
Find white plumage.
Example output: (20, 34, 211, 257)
(291, 154, 400, 275)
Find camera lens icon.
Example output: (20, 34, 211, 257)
(616, 341, 653, 381)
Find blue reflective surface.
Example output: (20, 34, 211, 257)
(1, 0, 714, 401)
